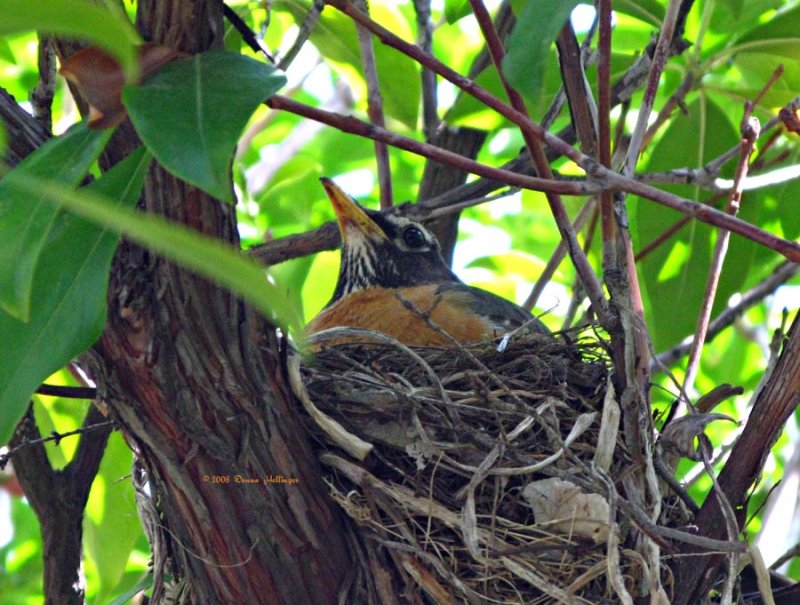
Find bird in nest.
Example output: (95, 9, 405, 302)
(306, 178, 551, 347)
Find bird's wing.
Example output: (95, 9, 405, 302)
(434, 282, 551, 336)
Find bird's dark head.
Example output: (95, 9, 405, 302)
(320, 177, 459, 302)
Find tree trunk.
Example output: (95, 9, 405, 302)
(86, 1, 353, 602)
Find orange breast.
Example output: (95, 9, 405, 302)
(306, 285, 494, 347)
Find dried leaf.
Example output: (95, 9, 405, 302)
(522, 477, 611, 544)
(594, 377, 620, 472)
(60, 43, 181, 129)
(659, 413, 737, 461)
(696, 383, 744, 414)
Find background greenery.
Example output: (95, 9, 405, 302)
(1, 0, 799, 602)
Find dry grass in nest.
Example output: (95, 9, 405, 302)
(292, 328, 693, 604)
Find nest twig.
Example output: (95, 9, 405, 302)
(294, 329, 714, 604)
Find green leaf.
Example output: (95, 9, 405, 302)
(0, 0, 139, 79)
(502, 0, 582, 104)
(444, 0, 471, 24)
(613, 0, 665, 27)
(123, 50, 287, 203)
(106, 574, 154, 605)
(2, 170, 304, 341)
(84, 431, 142, 605)
(0, 38, 14, 64)
(635, 97, 742, 352)
(737, 3, 800, 44)
(468, 251, 548, 281)
(0, 121, 113, 321)
(275, 0, 420, 129)
(0, 148, 149, 446)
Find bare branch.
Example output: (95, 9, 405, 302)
(654, 261, 799, 369)
(266, 94, 592, 195)
(674, 310, 800, 604)
(352, 0, 392, 208)
(277, 0, 324, 71)
(622, 0, 683, 177)
(466, 0, 610, 325)
(412, 0, 438, 139)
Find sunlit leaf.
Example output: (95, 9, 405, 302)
(0, 121, 113, 321)
(275, 0, 420, 129)
(0, 0, 139, 79)
(84, 432, 142, 604)
(634, 97, 741, 352)
(737, 3, 800, 43)
(613, 0, 665, 27)
(106, 574, 154, 605)
(468, 251, 548, 281)
(444, 0, 471, 24)
(123, 50, 286, 203)
(0, 498, 43, 602)
(502, 0, 582, 104)
(0, 37, 15, 64)
(2, 169, 304, 339)
(0, 148, 149, 447)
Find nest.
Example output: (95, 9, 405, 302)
(294, 328, 693, 604)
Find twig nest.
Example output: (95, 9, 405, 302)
(296, 329, 687, 603)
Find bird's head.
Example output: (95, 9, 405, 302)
(321, 177, 459, 303)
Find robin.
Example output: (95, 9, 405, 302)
(306, 178, 551, 346)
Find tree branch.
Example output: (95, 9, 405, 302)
(674, 310, 800, 603)
(10, 404, 112, 605)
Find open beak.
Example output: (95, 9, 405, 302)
(320, 177, 386, 242)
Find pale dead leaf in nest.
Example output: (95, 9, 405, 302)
(659, 413, 737, 461)
(522, 477, 611, 544)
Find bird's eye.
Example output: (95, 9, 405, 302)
(401, 225, 427, 249)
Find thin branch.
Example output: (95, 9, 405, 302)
(352, 0, 392, 208)
(523, 196, 596, 311)
(1, 418, 114, 468)
(31, 35, 57, 132)
(223, 3, 274, 62)
(597, 0, 615, 266)
(622, 0, 683, 177)
(556, 21, 597, 156)
(266, 95, 593, 195)
(683, 112, 760, 395)
(654, 260, 799, 369)
(277, 0, 324, 71)
(466, 0, 610, 325)
(36, 384, 98, 399)
(412, 0, 438, 139)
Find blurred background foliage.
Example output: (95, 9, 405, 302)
(1, 0, 800, 601)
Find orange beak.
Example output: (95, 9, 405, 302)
(320, 177, 386, 242)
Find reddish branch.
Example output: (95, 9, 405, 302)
(466, 0, 609, 324)
(352, 0, 392, 208)
(683, 111, 761, 395)
(622, 0, 683, 177)
(266, 95, 590, 195)
(597, 0, 614, 255)
(309, 1, 800, 267)
(674, 311, 800, 604)
(267, 93, 800, 265)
